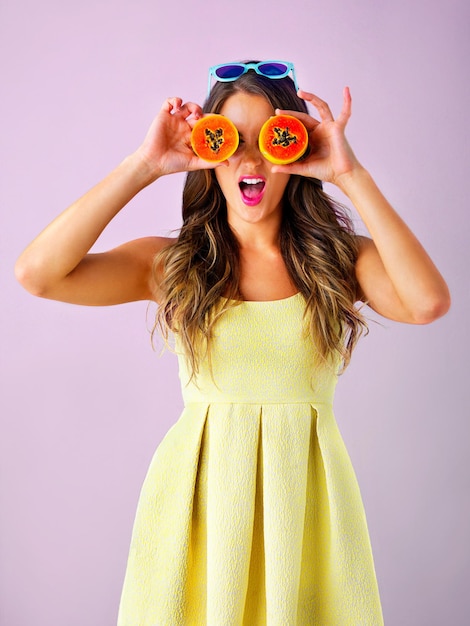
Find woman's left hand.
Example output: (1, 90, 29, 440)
(272, 88, 362, 186)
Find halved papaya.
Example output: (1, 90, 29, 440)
(191, 114, 239, 162)
(259, 114, 309, 165)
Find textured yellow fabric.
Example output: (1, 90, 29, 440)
(118, 294, 384, 625)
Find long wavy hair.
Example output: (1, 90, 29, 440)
(153, 67, 367, 376)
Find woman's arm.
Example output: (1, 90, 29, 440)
(273, 88, 450, 323)
(339, 170, 450, 324)
(15, 98, 219, 306)
(15, 155, 169, 305)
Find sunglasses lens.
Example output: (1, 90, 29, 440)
(258, 62, 289, 77)
(214, 65, 245, 80)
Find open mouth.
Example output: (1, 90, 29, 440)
(238, 176, 266, 206)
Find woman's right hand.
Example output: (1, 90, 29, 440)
(16, 97, 222, 306)
(134, 97, 223, 183)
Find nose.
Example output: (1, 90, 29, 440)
(242, 142, 263, 167)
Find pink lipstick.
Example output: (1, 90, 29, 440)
(238, 175, 266, 206)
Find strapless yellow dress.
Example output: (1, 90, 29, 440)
(118, 294, 384, 625)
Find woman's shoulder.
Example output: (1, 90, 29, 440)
(125, 235, 177, 260)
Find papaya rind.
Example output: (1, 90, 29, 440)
(259, 114, 309, 165)
(191, 114, 239, 162)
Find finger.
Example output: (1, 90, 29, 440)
(336, 86, 352, 126)
(270, 162, 311, 176)
(190, 157, 228, 171)
(297, 89, 335, 122)
(161, 97, 183, 113)
(177, 101, 204, 120)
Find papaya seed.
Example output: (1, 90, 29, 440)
(272, 127, 298, 148)
(204, 127, 225, 153)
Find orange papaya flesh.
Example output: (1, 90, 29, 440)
(259, 114, 309, 165)
(191, 114, 239, 162)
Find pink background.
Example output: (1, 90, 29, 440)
(1, 0, 468, 623)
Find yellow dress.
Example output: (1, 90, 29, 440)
(117, 294, 384, 625)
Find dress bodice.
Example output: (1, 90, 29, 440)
(176, 293, 339, 406)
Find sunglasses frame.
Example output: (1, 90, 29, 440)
(207, 60, 299, 97)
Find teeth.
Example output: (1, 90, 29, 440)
(241, 178, 264, 185)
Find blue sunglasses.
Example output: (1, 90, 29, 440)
(207, 61, 299, 97)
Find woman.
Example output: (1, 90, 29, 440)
(16, 61, 450, 625)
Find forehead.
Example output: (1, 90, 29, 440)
(218, 92, 275, 131)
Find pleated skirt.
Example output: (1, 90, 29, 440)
(117, 401, 383, 625)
